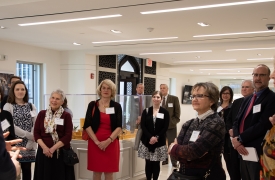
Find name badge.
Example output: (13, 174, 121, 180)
(1, 119, 11, 131)
(168, 103, 173, 107)
(189, 131, 200, 142)
(55, 118, 64, 125)
(134, 96, 139, 99)
(217, 106, 223, 113)
(30, 111, 36, 117)
(156, 113, 164, 119)
(253, 104, 261, 114)
(106, 107, 115, 114)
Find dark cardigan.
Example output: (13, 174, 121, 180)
(83, 100, 122, 138)
(0, 109, 16, 140)
(140, 106, 170, 152)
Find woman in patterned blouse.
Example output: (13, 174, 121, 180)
(3, 81, 37, 180)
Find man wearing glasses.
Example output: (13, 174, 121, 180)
(232, 64, 275, 180)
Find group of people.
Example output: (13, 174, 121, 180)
(0, 76, 75, 180)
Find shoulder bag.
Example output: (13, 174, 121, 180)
(134, 108, 148, 150)
(82, 101, 95, 140)
(63, 147, 79, 166)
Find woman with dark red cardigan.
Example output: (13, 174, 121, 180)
(33, 89, 75, 180)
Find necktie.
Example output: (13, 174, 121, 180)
(139, 96, 143, 115)
(239, 93, 257, 133)
(162, 97, 166, 107)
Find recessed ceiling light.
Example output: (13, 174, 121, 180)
(200, 72, 203, 73)
(208, 73, 211, 75)
(262, 18, 268, 21)
(217, 73, 251, 74)
(0, 26, 6, 29)
(195, 56, 201, 58)
(174, 59, 236, 63)
(238, 71, 241, 72)
(111, 30, 122, 33)
(247, 57, 273, 60)
(193, 30, 275, 38)
(73, 42, 81, 45)
(226, 47, 275, 51)
(140, 0, 275, 14)
(198, 22, 209, 27)
(18, 14, 122, 26)
(93, 37, 178, 44)
(200, 68, 253, 70)
(140, 50, 211, 55)
(190, 69, 194, 71)
(257, 53, 262, 56)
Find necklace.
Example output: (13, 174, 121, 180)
(101, 100, 109, 108)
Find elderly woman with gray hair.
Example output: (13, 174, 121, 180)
(33, 89, 75, 180)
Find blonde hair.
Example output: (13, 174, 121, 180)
(97, 79, 116, 98)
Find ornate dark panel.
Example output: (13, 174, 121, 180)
(99, 55, 116, 69)
(126, 82, 132, 95)
(144, 77, 156, 95)
(98, 71, 116, 85)
(144, 60, 156, 75)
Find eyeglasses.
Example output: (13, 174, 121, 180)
(252, 73, 267, 78)
(222, 93, 230, 95)
(190, 94, 209, 100)
(242, 86, 251, 88)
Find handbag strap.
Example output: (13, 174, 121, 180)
(91, 101, 96, 117)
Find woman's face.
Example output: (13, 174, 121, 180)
(49, 93, 63, 111)
(14, 84, 26, 101)
(221, 89, 231, 102)
(192, 87, 213, 115)
(152, 93, 162, 106)
(100, 83, 112, 98)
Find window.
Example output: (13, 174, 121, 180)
(16, 62, 41, 111)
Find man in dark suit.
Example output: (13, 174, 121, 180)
(160, 84, 180, 167)
(1, 76, 21, 109)
(232, 64, 275, 180)
(226, 80, 254, 180)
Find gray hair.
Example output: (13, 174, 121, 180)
(242, 79, 254, 88)
(50, 89, 66, 101)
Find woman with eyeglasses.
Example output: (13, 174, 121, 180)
(168, 82, 226, 180)
(217, 86, 233, 179)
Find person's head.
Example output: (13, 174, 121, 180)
(49, 89, 65, 111)
(97, 79, 116, 99)
(191, 82, 219, 115)
(270, 70, 275, 87)
(62, 97, 68, 108)
(136, 83, 144, 95)
(252, 64, 270, 92)
(151, 90, 163, 106)
(241, 80, 254, 97)
(7, 81, 29, 104)
(8, 76, 21, 88)
(160, 84, 169, 96)
(220, 86, 233, 104)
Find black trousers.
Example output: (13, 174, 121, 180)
(240, 159, 260, 180)
(145, 160, 160, 180)
(20, 162, 32, 180)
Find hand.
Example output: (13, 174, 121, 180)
(11, 150, 21, 176)
(236, 145, 249, 155)
(5, 139, 25, 152)
(136, 116, 141, 125)
(149, 136, 158, 144)
(42, 146, 52, 158)
(231, 137, 242, 149)
(229, 129, 233, 137)
(98, 139, 111, 151)
(269, 115, 275, 125)
(49, 147, 56, 155)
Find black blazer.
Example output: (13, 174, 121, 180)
(226, 97, 244, 132)
(83, 100, 122, 138)
(233, 88, 275, 156)
(140, 106, 170, 152)
(0, 109, 15, 140)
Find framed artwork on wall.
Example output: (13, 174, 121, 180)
(182, 85, 193, 104)
(0, 72, 14, 96)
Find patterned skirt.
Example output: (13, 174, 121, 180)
(138, 141, 168, 161)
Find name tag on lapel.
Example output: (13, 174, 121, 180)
(55, 118, 64, 125)
(106, 107, 115, 114)
(189, 131, 200, 142)
(1, 119, 11, 131)
(168, 103, 173, 107)
(253, 104, 261, 114)
(156, 113, 164, 119)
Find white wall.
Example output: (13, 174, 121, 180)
(0, 40, 61, 107)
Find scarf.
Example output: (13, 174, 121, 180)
(44, 105, 64, 144)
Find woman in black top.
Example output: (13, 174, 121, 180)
(0, 87, 15, 140)
(138, 90, 170, 180)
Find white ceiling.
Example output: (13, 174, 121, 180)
(0, 0, 274, 80)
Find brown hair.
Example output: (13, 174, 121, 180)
(62, 97, 68, 108)
(220, 86, 233, 104)
(9, 76, 21, 84)
(152, 90, 163, 99)
(0, 87, 3, 101)
(7, 81, 29, 104)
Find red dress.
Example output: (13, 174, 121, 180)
(87, 112, 120, 172)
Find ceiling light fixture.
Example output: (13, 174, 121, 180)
(140, 50, 211, 55)
(257, 53, 262, 56)
(200, 68, 253, 70)
(73, 42, 81, 45)
(190, 69, 194, 71)
(193, 30, 274, 37)
(198, 22, 209, 27)
(111, 30, 122, 33)
(174, 59, 236, 63)
(0, 26, 6, 29)
(18, 14, 122, 26)
(92, 37, 178, 44)
(226, 47, 275, 51)
(140, 0, 275, 14)
(247, 57, 273, 60)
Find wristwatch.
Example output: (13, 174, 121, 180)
(237, 136, 243, 143)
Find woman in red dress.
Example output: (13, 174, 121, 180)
(83, 79, 122, 180)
